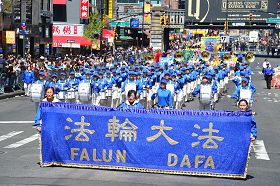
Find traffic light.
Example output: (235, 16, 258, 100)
(164, 16, 169, 25)
(224, 21, 228, 34)
(160, 16, 165, 25)
(249, 13, 253, 21)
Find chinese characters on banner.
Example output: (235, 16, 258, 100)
(80, 0, 89, 19)
(52, 24, 84, 36)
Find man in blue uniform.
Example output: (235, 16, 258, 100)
(263, 62, 274, 89)
(151, 79, 173, 109)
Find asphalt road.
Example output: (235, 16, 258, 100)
(0, 57, 279, 186)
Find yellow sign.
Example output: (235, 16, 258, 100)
(108, 0, 113, 19)
(5, 31, 16, 44)
(144, 2, 151, 24)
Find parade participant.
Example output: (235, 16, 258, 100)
(122, 71, 143, 98)
(56, 72, 68, 96)
(192, 76, 217, 110)
(34, 87, 60, 133)
(33, 72, 47, 110)
(263, 62, 275, 89)
(151, 79, 173, 109)
(231, 78, 255, 107)
(119, 90, 144, 109)
(22, 66, 35, 96)
(45, 74, 58, 92)
(238, 99, 257, 141)
(66, 71, 79, 90)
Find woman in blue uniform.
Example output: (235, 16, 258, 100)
(238, 99, 257, 141)
(151, 79, 173, 109)
(119, 90, 144, 109)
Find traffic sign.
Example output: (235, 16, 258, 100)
(130, 18, 140, 28)
(266, 18, 280, 23)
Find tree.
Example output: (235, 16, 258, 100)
(84, 13, 106, 41)
(2, 0, 12, 13)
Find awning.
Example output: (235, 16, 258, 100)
(102, 29, 114, 39)
(53, 36, 92, 48)
(53, 0, 67, 5)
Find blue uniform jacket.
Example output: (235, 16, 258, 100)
(22, 70, 35, 84)
(264, 67, 274, 75)
(152, 88, 173, 109)
(119, 100, 145, 109)
(231, 85, 254, 100)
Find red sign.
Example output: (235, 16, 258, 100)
(80, 0, 89, 19)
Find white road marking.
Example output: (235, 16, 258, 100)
(258, 71, 262, 75)
(4, 134, 39, 149)
(0, 131, 24, 142)
(0, 121, 34, 124)
(253, 140, 270, 160)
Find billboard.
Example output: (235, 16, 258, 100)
(185, 0, 279, 23)
(80, 0, 89, 19)
(52, 23, 84, 37)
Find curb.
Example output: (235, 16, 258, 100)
(0, 91, 25, 100)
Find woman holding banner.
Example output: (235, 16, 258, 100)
(238, 99, 257, 142)
(34, 87, 60, 133)
(119, 90, 144, 109)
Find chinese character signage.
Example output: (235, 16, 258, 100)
(5, 31, 16, 44)
(40, 102, 252, 179)
(80, 0, 89, 19)
(108, 0, 113, 19)
(52, 24, 84, 36)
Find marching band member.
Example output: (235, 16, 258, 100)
(56, 72, 68, 101)
(121, 71, 143, 98)
(192, 76, 217, 110)
(66, 71, 79, 103)
(119, 90, 144, 109)
(231, 78, 255, 107)
(151, 79, 173, 109)
(34, 87, 60, 133)
(238, 99, 257, 142)
(45, 74, 58, 92)
(22, 66, 35, 96)
(33, 72, 47, 111)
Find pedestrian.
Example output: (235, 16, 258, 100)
(119, 90, 144, 109)
(34, 87, 60, 133)
(263, 62, 274, 89)
(238, 99, 257, 142)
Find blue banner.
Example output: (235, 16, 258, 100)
(40, 102, 252, 179)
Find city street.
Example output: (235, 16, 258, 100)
(0, 57, 279, 186)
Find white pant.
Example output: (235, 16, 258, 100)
(24, 83, 32, 96)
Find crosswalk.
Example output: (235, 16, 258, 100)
(0, 130, 39, 149)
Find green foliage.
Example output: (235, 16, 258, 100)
(2, 0, 12, 13)
(84, 13, 105, 41)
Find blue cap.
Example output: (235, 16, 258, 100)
(106, 70, 111, 74)
(177, 71, 182, 75)
(171, 73, 176, 77)
(241, 77, 248, 83)
(51, 74, 57, 78)
(129, 71, 136, 75)
(39, 72, 45, 76)
(69, 71, 75, 75)
(93, 73, 98, 77)
(85, 70, 91, 75)
(60, 72, 66, 76)
(160, 78, 167, 84)
(164, 62, 168, 66)
(164, 71, 170, 76)
(181, 67, 186, 71)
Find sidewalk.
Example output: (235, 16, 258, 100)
(0, 91, 25, 100)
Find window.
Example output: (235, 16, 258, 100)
(53, 4, 67, 22)
(41, 0, 44, 10)
(47, 0, 51, 11)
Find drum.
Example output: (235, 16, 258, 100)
(106, 88, 112, 97)
(240, 88, 252, 103)
(166, 84, 175, 95)
(78, 83, 91, 102)
(112, 87, 120, 100)
(67, 90, 76, 100)
(200, 85, 212, 104)
(100, 91, 106, 99)
(30, 84, 44, 102)
(125, 83, 136, 96)
(186, 83, 192, 94)
(57, 91, 66, 100)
